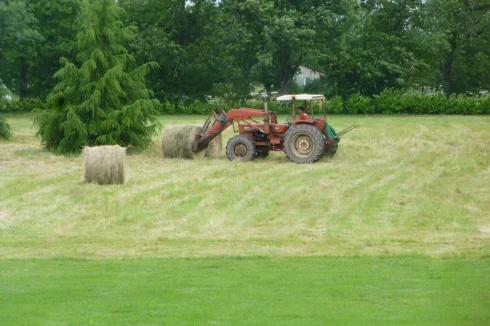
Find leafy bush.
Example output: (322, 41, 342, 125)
(164, 98, 292, 115)
(159, 91, 489, 116)
(373, 89, 487, 115)
(0, 116, 12, 140)
(156, 100, 176, 114)
(346, 93, 375, 114)
(446, 94, 482, 115)
(374, 89, 404, 114)
(481, 96, 490, 114)
(327, 96, 344, 114)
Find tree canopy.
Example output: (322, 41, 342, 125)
(1, 0, 489, 102)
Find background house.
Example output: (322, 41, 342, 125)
(0, 81, 12, 101)
(293, 66, 325, 88)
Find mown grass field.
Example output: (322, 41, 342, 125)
(1, 257, 489, 325)
(1, 113, 490, 324)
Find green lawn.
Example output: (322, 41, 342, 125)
(1, 257, 489, 325)
(1, 113, 490, 325)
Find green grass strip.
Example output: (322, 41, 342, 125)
(1, 257, 489, 325)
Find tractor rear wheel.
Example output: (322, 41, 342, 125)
(254, 146, 270, 159)
(284, 124, 325, 164)
(226, 135, 256, 162)
(324, 143, 338, 157)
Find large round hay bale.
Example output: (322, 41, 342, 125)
(162, 125, 201, 159)
(162, 124, 223, 159)
(204, 133, 222, 158)
(84, 145, 127, 185)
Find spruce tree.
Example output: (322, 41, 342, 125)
(35, 0, 159, 153)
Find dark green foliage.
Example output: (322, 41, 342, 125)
(481, 97, 490, 114)
(2, 0, 490, 108)
(0, 98, 45, 113)
(35, 0, 159, 154)
(0, 116, 12, 140)
(156, 92, 489, 115)
(0, 1, 44, 98)
(346, 94, 375, 114)
(373, 90, 488, 115)
(327, 97, 344, 114)
(26, 0, 81, 99)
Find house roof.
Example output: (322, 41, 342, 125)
(298, 66, 325, 77)
(276, 94, 325, 102)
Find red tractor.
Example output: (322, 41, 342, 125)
(192, 94, 357, 164)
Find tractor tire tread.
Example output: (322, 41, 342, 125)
(226, 135, 256, 162)
(284, 124, 325, 164)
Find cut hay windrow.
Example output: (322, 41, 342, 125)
(162, 125, 222, 159)
(84, 145, 127, 185)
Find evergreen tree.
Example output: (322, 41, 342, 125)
(35, 0, 159, 153)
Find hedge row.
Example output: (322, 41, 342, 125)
(328, 90, 490, 115)
(159, 90, 490, 115)
(157, 98, 295, 115)
(2, 90, 489, 115)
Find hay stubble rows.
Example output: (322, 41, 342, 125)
(0, 114, 489, 259)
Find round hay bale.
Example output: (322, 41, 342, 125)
(162, 125, 201, 159)
(84, 145, 127, 185)
(204, 133, 222, 158)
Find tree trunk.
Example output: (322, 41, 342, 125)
(19, 61, 28, 99)
(443, 34, 457, 95)
(177, 0, 186, 101)
(278, 64, 299, 94)
(279, 77, 291, 94)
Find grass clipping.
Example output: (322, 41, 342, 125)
(84, 145, 127, 185)
(162, 125, 222, 159)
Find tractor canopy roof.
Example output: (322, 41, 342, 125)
(276, 94, 325, 102)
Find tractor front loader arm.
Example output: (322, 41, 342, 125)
(192, 108, 268, 153)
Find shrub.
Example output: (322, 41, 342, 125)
(346, 93, 375, 114)
(0, 116, 12, 140)
(159, 91, 489, 116)
(157, 100, 176, 114)
(446, 94, 482, 115)
(481, 96, 490, 114)
(373, 89, 486, 115)
(327, 96, 344, 114)
(374, 89, 405, 114)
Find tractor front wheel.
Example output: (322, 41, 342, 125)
(284, 124, 325, 164)
(226, 135, 256, 162)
